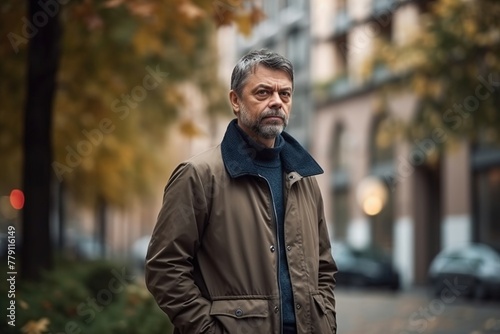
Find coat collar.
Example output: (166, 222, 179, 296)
(221, 119, 324, 178)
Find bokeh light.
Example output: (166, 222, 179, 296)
(10, 189, 25, 210)
(356, 176, 388, 216)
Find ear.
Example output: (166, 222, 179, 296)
(229, 90, 240, 115)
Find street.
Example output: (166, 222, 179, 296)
(336, 288, 500, 334)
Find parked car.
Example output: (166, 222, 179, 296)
(331, 243, 400, 290)
(428, 243, 500, 300)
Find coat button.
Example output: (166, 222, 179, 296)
(235, 309, 243, 317)
(274, 306, 279, 313)
(296, 303, 301, 310)
(286, 245, 292, 251)
(270, 245, 276, 252)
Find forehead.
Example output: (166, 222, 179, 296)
(244, 65, 292, 90)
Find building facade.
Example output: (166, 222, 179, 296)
(310, 0, 500, 288)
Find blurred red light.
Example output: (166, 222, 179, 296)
(10, 189, 24, 210)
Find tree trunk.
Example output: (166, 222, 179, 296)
(57, 180, 66, 251)
(21, 0, 61, 280)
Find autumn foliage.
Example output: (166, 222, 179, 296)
(0, 0, 263, 206)
(369, 0, 500, 145)
(0, 0, 263, 282)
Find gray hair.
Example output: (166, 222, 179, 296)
(230, 49, 294, 97)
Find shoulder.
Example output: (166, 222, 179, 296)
(183, 145, 225, 179)
(186, 145, 223, 170)
(168, 145, 224, 184)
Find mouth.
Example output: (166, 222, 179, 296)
(262, 115, 284, 122)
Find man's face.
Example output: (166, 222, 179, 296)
(230, 65, 292, 146)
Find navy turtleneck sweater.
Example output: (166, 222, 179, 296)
(234, 124, 296, 328)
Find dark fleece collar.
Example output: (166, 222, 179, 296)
(233, 121, 284, 162)
(221, 119, 324, 178)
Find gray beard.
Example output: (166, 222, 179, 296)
(252, 122, 285, 139)
(239, 106, 288, 139)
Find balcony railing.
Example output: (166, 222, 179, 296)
(329, 74, 351, 98)
(314, 64, 400, 103)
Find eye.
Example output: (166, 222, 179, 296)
(256, 89, 269, 96)
(280, 91, 291, 99)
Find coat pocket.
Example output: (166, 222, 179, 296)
(311, 293, 337, 333)
(209, 298, 271, 334)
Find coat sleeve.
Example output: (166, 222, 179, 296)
(315, 179, 338, 330)
(145, 162, 216, 334)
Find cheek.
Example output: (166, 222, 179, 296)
(252, 103, 268, 115)
(242, 103, 261, 119)
(283, 103, 292, 114)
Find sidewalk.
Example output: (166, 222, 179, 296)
(335, 287, 500, 334)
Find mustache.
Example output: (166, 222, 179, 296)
(259, 109, 286, 121)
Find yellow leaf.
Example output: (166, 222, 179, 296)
(249, 6, 266, 25)
(463, 18, 477, 37)
(179, 0, 205, 20)
(212, 3, 236, 27)
(21, 318, 50, 334)
(132, 28, 164, 56)
(235, 13, 252, 36)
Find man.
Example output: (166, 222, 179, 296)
(146, 49, 337, 334)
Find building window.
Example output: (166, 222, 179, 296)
(333, 0, 350, 37)
(333, 34, 348, 74)
(369, 114, 395, 252)
(331, 124, 350, 241)
(379, 15, 393, 42)
(287, 29, 307, 71)
(332, 124, 349, 171)
(329, 35, 350, 97)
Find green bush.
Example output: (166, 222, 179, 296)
(0, 260, 172, 334)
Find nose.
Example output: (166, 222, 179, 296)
(268, 91, 283, 110)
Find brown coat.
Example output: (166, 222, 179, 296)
(146, 122, 337, 334)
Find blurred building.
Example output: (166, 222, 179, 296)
(236, 0, 312, 146)
(310, 0, 500, 288)
(80, 0, 500, 288)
